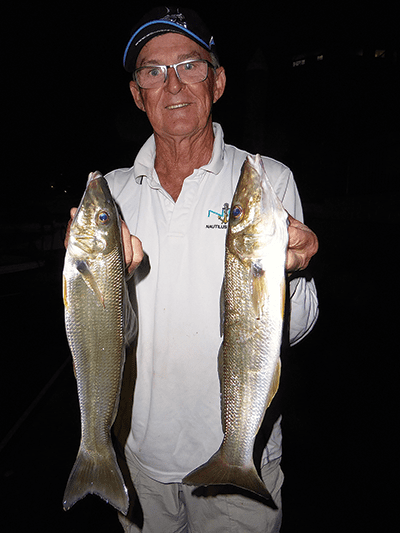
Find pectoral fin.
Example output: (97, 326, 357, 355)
(251, 261, 266, 319)
(76, 261, 105, 308)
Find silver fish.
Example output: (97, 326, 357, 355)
(183, 155, 288, 502)
(62, 171, 134, 515)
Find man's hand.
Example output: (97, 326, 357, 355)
(286, 214, 318, 274)
(120, 216, 143, 275)
(65, 208, 143, 275)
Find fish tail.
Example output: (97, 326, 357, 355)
(182, 450, 275, 505)
(63, 446, 129, 515)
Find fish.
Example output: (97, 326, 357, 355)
(62, 171, 135, 515)
(183, 154, 288, 502)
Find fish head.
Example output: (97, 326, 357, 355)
(227, 155, 288, 264)
(68, 172, 122, 260)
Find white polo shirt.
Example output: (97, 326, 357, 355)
(106, 123, 318, 483)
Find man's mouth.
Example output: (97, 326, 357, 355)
(165, 103, 190, 110)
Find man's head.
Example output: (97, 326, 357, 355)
(124, 7, 226, 141)
(123, 7, 218, 73)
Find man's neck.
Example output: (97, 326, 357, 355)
(153, 122, 214, 202)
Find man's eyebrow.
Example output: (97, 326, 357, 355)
(138, 51, 203, 67)
(177, 51, 203, 61)
(138, 57, 162, 67)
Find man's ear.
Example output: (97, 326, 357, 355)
(213, 66, 226, 104)
(129, 80, 146, 112)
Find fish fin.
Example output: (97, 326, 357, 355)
(266, 358, 281, 409)
(217, 343, 224, 393)
(123, 281, 137, 345)
(219, 280, 225, 337)
(250, 260, 266, 319)
(63, 446, 129, 515)
(76, 261, 105, 308)
(182, 450, 275, 505)
(280, 277, 286, 320)
(63, 275, 69, 312)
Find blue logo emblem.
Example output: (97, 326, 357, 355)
(208, 203, 230, 224)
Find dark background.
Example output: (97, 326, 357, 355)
(1, 1, 397, 531)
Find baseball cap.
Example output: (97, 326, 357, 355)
(123, 6, 217, 72)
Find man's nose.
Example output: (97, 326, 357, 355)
(164, 66, 183, 93)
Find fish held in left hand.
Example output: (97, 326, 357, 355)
(62, 171, 136, 515)
(183, 155, 288, 503)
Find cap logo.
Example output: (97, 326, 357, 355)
(161, 8, 187, 29)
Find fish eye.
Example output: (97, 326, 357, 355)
(97, 210, 110, 225)
(231, 205, 243, 220)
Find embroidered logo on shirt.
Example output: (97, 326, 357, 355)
(206, 203, 230, 229)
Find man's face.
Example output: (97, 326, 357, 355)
(130, 33, 226, 140)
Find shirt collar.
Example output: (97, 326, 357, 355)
(133, 134, 157, 185)
(202, 122, 225, 175)
(132, 122, 225, 184)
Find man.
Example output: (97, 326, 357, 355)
(70, 7, 318, 532)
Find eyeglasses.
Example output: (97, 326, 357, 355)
(134, 59, 215, 89)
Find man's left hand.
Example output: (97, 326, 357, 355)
(286, 215, 319, 273)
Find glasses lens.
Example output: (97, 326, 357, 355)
(176, 60, 208, 83)
(136, 66, 164, 89)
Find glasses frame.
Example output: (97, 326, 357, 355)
(134, 59, 215, 89)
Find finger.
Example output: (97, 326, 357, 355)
(64, 208, 78, 249)
(121, 220, 143, 274)
(287, 214, 313, 235)
(286, 248, 305, 273)
(121, 220, 133, 266)
(129, 236, 143, 274)
(286, 215, 318, 272)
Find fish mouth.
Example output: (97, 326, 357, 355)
(165, 103, 190, 110)
(87, 171, 103, 185)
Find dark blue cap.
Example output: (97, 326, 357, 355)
(123, 6, 217, 72)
